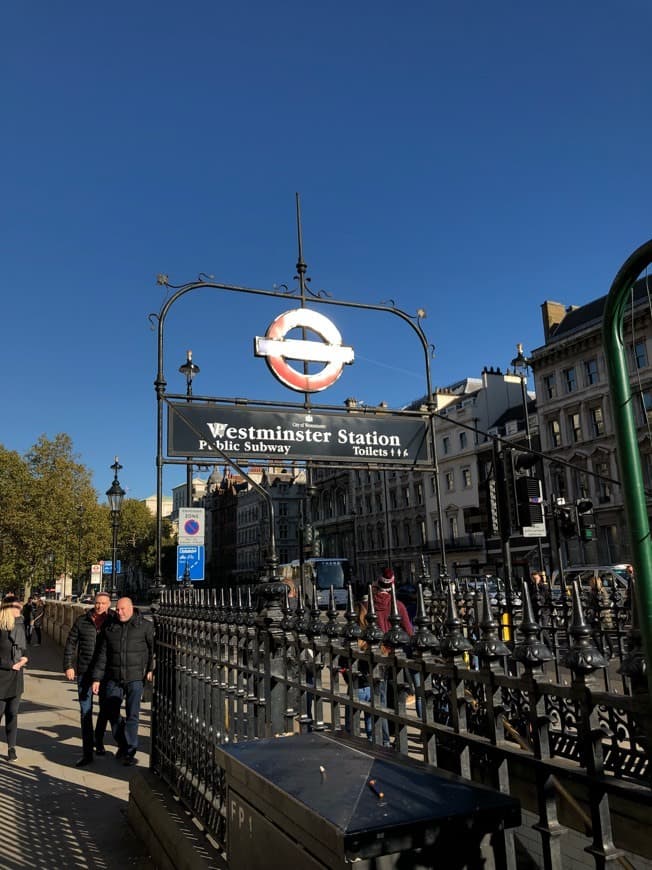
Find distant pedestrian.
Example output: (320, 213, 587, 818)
(372, 569, 416, 746)
(0, 596, 29, 761)
(31, 597, 44, 646)
(22, 598, 34, 645)
(63, 591, 114, 767)
(92, 597, 154, 767)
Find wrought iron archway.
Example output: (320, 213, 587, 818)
(149, 196, 448, 588)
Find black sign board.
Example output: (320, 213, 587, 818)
(167, 403, 430, 465)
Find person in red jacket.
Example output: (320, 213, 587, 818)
(372, 568, 414, 636)
(372, 568, 422, 731)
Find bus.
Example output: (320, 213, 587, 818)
(280, 557, 353, 609)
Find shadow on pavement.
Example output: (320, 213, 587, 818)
(0, 760, 151, 869)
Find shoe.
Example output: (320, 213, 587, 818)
(115, 747, 128, 759)
(123, 755, 138, 767)
(7, 748, 17, 761)
(75, 756, 93, 768)
(95, 745, 106, 756)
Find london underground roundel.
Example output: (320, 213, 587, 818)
(254, 308, 354, 392)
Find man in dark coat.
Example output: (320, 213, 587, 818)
(92, 596, 154, 766)
(63, 591, 113, 766)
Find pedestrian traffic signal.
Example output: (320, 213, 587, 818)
(558, 506, 577, 538)
(576, 499, 595, 542)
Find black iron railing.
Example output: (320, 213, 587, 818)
(150, 579, 651, 869)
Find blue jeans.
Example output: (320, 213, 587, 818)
(77, 676, 109, 756)
(104, 680, 144, 757)
(345, 682, 390, 746)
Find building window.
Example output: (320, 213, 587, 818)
(430, 475, 437, 494)
(543, 373, 556, 399)
(584, 358, 599, 385)
(595, 460, 612, 502)
(390, 489, 397, 509)
(445, 471, 454, 492)
(548, 419, 561, 448)
(442, 436, 450, 455)
(634, 340, 648, 369)
(279, 523, 288, 540)
(640, 389, 652, 421)
(415, 482, 423, 505)
(418, 519, 426, 545)
(404, 522, 412, 545)
(459, 431, 467, 449)
(365, 495, 372, 514)
(448, 515, 458, 539)
(375, 494, 383, 513)
(392, 525, 399, 548)
(569, 412, 582, 443)
(643, 453, 652, 491)
(591, 406, 605, 437)
(461, 467, 472, 488)
(403, 486, 411, 506)
(553, 470, 567, 500)
(279, 502, 288, 517)
(563, 367, 577, 393)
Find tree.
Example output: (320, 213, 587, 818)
(0, 435, 108, 598)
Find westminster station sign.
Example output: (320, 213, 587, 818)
(167, 404, 429, 466)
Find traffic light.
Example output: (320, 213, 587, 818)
(576, 499, 595, 542)
(504, 447, 544, 530)
(558, 506, 577, 538)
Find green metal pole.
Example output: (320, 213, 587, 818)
(602, 238, 652, 697)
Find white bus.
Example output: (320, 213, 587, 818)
(280, 557, 353, 609)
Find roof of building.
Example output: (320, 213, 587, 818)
(547, 276, 650, 343)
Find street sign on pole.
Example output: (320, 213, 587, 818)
(176, 545, 205, 581)
(102, 560, 122, 574)
(178, 507, 205, 545)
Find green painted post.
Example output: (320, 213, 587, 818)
(602, 238, 652, 697)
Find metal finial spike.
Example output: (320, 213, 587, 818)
(562, 580, 608, 672)
(473, 582, 511, 660)
(512, 580, 553, 666)
(367, 583, 377, 617)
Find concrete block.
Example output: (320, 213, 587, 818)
(129, 769, 226, 870)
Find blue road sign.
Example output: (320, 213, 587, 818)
(177, 545, 205, 582)
(102, 560, 122, 574)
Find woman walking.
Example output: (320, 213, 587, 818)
(0, 596, 29, 760)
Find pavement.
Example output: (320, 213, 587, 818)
(0, 631, 155, 870)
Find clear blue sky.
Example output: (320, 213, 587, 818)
(3, 2, 652, 500)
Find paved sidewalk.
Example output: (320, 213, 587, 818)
(0, 631, 154, 870)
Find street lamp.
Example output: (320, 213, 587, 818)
(106, 457, 125, 599)
(511, 343, 532, 450)
(179, 350, 200, 508)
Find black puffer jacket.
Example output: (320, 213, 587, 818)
(92, 612, 154, 683)
(63, 610, 113, 676)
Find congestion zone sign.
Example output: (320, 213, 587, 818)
(255, 308, 354, 392)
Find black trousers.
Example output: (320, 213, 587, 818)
(0, 696, 20, 750)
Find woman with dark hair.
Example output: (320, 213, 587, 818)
(0, 596, 29, 761)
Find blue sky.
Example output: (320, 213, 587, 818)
(2, 2, 652, 500)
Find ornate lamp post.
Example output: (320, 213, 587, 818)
(179, 350, 200, 508)
(106, 457, 125, 599)
(511, 343, 532, 449)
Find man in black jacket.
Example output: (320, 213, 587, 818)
(92, 597, 154, 767)
(63, 591, 113, 767)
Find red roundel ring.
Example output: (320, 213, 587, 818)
(260, 309, 353, 392)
